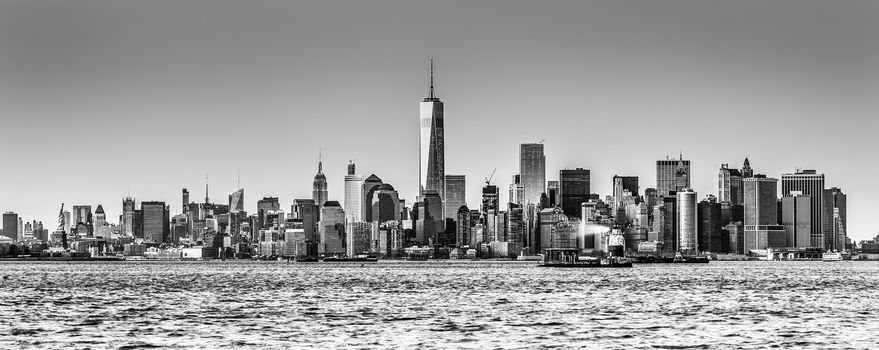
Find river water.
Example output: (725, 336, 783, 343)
(0, 260, 875, 349)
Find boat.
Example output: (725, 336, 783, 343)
(539, 248, 632, 268)
(822, 252, 843, 262)
(322, 255, 378, 263)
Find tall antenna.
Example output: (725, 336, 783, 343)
(429, 57, 435, 99)
(205, 174, 210, 203)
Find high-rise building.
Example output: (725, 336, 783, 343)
(346, 221, 373, 257)
(741, 157, 754, 178)
(520, 143, 546, 205)
(369, 184, 401, 223)
(415, 190, 444, 245)
(182, 189, 190, 214)
(781, 169, 825, 248)
(612, 175, 639, 209)
(697, 199, 724, 253)
(455, 206, 472, 247)
(825, 187, 847, 251)
(677, 188, 697, 252)
(257, 197, 280, 231)
(509, 175, 524, 205)
(122, 197, 135, 237)
(656, 155, 690, 196)
(312, 158, 328, 213)
(781, 194, 812, 248)
(419, 59, 445, 199)
(718, 164, 743, 205)
(361, 174, 383, 222)
(444, 175, 466, 220)
(72, 205, 93, 226)
(744, 176, 785, 250)
(141, 201, 169, 243)
(292, 199, 319, 258)
(546, 181, 559, 207)
(481, 185, 499, 215)
(2, 212, 18, 241)
(344, 161, 365, 222)
(318, 201, 345, 256)
(229, 188, 245, 212)
(559, 168, 590, 218)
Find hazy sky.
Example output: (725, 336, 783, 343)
(1, 0, 877, 240)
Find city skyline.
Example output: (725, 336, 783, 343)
(0, 0, 877, 241)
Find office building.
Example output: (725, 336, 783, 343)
(419, 59, 445, 199)
(141, 201, 169, 243)
(344, 161, 365, 222)
(318, 201, 345, 256)
(825, 187, 847, 251)
(415, 190, 444, 245)
(361, 174, 383, 222)
(656, 156, 690, 196)
(546, 181, 559, 207)
(613, 175, 639, 209)
(122, 197, 135, 237)
(744, 177, 785, 250)
(444, 175, 466, 220)
(257, 197, 280, 230)
(370, 184, 402, 223)
(718, 164, 743, 205)
(697, 199, 724, 253)
(346, 221, 374, 257)
(520, 143, 546, 205)
(2, 212, 18, 241)
(781, 169, 825, 248)
(782, 194, 812, 248)
(229, 188, 245, 212)
(677, 188, 697, 252)
(313, 158, 328, 213)
(482, 185, 499, 215)
(560, 168, 590, 218)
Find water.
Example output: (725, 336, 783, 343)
(0, 260, 876, 349)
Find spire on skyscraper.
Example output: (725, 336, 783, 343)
(205, 174, 210, 204)
(429, 58, 435, 99)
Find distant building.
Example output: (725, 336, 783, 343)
(781, 194, 812, 248)
(481, 185, 499, 215)
(415, 190, 444, 245)
(257, 197, 280, 231)
(744, 177, 785, 251)
(825, 187, 846, 251)
(546, 181, 559, 207)
(344, 161, 365, 222)
(369, 184, 401, 223)
(229, 188, 245, 212)
(346, 221, 374, 257)
(677, 188, 697, 252)
(455, 205, 472, 247)
(718, 163, 744, 205)
(419, 60, 445, 199)
(318, 201, 345, 256)
(520, 143, 546, 205)
(697, 199, 724, 253)
(2, 212, 18, 241)
(781, 169, 825, 248)
(444, 175, 466, 220)
(141, 201, 170, 243)
(612, 175, 639, 209)
(122, 197, 135, 237)
(656, 155, 690, 196)
(292, 199, 319, 258)
(312, 158, 328, 214)
(559, 168, 590, 218)
(361, 174, 383, 222)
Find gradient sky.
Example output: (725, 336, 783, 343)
(1, 0, 877, 240)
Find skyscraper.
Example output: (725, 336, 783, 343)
(677, 188, 697, 252)
(718, 164, 743, 205)
(741, 157, 754, 178)
(141, 201, 169, 243)
(229, 188, 245, 212)
(520, 143, 546, 205)
(182, 189, 190, 213)
(781, 169, 825, 248)
(318, 201, 345, 256)
(257, 197, 280, 231)
(782, 194, 812, 248)
(612, 175, 639, 209)
(656, 155, 690, 196)
(559, 168, 590, 218)
(313, 158, 328, 213)
(481, 185, 499, 215)
(546, 181, 559, 207)
(122, 197, 135, 237)
(419, 59, 445, 199)
(825, 187, 846, 251)
(2, 212, 18, 241)
(361, 174, 383, 222)
(344, 161, 365, 222)
(744, 176, 785, 250)
(444, 175, 466, 220)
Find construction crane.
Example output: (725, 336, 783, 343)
(484, 168, 497, 186)
(538, 138, 545, 144)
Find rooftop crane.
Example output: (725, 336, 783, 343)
(484, 168, 497, 186)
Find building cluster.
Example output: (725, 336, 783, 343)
(0, 63, 859, 259)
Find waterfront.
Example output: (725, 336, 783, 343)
(0, 261, 876, 349)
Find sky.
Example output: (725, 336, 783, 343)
(0, 0, 877, 241)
